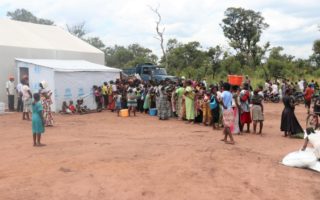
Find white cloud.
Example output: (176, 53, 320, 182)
(0, 0, 319, 59)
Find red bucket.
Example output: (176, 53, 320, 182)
(228, 75, 243, 86)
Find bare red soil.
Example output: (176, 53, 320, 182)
(0, 103, 319, 200)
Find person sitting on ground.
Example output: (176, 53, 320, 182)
(76, 99, 89, 114)
(301, 127, 320, 160)
(60, 101, 71, 114)
(69, 100, 76, 113)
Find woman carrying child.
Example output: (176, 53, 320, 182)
(39, 83, 53, 127)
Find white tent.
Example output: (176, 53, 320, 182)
(16, 59, 121, 112)
(0, 19, 105, 106)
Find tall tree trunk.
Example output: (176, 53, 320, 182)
(149, 5, 168, 70)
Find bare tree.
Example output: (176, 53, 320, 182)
(148, 5, 168, 70)
(66, 22, 87, 39)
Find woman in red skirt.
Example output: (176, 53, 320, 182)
(240, 83, 252, 133)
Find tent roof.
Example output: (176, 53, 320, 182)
(16, 58, 122, 72)
(0, 19, 103, 54)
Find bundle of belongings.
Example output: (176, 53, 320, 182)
(282, 128, 320, 172)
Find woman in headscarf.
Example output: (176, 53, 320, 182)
(157, 84, 171, 120)
(175, 82, 185, 120)
(39, 82, 53, 127)
(184, 80, 195, 124)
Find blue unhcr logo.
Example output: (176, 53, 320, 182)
(34, 66, 41, 74)
(32, 82, 40, 92)
(78, 88, 84, 97)
(64, 88, 72, 99)
(54, 89, 58, 98)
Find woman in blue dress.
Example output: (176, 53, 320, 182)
(32, 93, 45, 146)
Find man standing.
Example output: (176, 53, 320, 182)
(298, 79, 304, 92)
(16, 79, 24, 112)
(304, 84, 314, 114)
(6, 76, 15, 111)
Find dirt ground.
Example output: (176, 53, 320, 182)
(0, 103, 319, 200)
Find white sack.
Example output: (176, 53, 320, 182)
(282, 148, 320, 172)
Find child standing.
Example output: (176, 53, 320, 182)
(115, 91, 122, 116)
(202, 92, 212, 126)
(32, 93, 45, 146)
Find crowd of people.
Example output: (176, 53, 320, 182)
(5, 74, 320, 146)
(5, 76, 53, 146)
(263, 78, 320, 137)
(88, 76, 267, 145)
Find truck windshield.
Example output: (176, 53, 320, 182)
(154, 68, 167, 75)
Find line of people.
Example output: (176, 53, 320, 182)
(7, 76, 54, 127)
(91, 78, 266, 145)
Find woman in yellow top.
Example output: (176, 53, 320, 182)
(184, 80, 195, 124)
(101, 82, 108, 108)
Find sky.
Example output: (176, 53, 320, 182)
(0, 0, 319, 59)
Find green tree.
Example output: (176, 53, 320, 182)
(221, 7, 269, 67)
(105, 44, 158, 68)
(164, 40, 207, 74)
(85, 37, 105, 50)
(7, 8, 54, 25)
(220, 55, 242, 75)
(207, 45, 223, 78)
(105, 45, 134, 68)
(311, 40, 320, 67)
(265, 47, 296, 79)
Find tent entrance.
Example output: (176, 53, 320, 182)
(19, 67, 29, 80)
